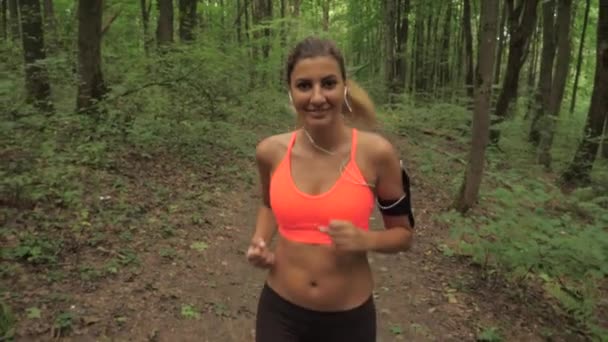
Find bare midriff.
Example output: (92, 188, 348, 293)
(266, 236, 374, 312)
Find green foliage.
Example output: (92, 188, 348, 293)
(3, 233, 62, 265)
(440, 177, 607, 335)
(477, 326, 503, 342)
(0, 302, 15, 341)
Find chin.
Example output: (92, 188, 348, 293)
(301, 111, 337, 127)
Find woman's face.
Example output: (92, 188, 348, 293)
(289, 56, 345, 127)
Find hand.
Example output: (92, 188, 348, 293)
(246, 237, 275, 269)
(319, 220, 372, 252)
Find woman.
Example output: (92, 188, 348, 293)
(246, 37, 414, 342)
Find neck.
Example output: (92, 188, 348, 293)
(302, 120, 349, 155)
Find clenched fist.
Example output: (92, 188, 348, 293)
(246, 237, 275, 269)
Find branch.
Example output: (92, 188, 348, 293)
(110, 76, 190, 100)
(102, 8, 122, 36)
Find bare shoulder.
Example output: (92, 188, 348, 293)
(357, 130, 400, 164)
(256, 132, 294, 166)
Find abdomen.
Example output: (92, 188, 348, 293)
(266, 237, 374, 311)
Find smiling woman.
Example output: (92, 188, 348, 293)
(245, 36, 414, 342)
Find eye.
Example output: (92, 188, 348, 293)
(322, 78, 337, 89)
(296, 81, 312, 90)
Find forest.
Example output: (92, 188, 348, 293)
(1, 0, 607, 340)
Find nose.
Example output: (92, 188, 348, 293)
(309, 85, 326, 106)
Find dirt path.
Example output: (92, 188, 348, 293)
(6, 135, 583, 342)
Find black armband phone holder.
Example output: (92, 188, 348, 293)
(377, 160, 415, 228)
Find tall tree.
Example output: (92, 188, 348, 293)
(494, 0, 508, 84)
(19, 0, 53, 113)
(463, 0, 474, 99)
(439, 0, 452, 87)
(76, 0, 105, 113)
(140, 0, 152, 52)
(454, 0, 500, 213)
(569, 0, 591, 114)
(537, 0, 573, 168)
(156, 0, 173, 46)
(8, 0, 19, 41)
(491, 0, 539, 143)
(529, 0, 557, 144)
(42, 0, 55, 32)
(321, 0, 330, 31)
(384, 0, 397, 96)
(179, 0, 196, 42)
(562, 0, 608, 186)
(394, 0, 410, 92)
(1, 0, 7, 40)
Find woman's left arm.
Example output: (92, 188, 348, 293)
(365, 137, 414, 254)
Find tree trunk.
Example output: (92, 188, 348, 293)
(395, 0, 410, 92)
(156, 0, 173, 46)
(463, 0, 474, 100)
(562, 0, 608, 186)
(141, 0, 152, 52)
(491, 0, 539, 143)
(454, 0, 499, 213)
(414, 4, 425, 93)
(179, 0, 196, 42)
(537, 0, 573, 168)
(494, 0, 508, 84)
(384, 0, 396, 96)
(19, 0, 53, 113)
(1, 0, 7, 40)
(42, 0, 55, 31)
(252, 0, 272, 59)
(569, 0, 591, 114)
(440, 1, 452, 88)
(322, 0, 329, 31)
(524, 20, 541, 119)
(76, 0, 105, 114)
(8, 0, 19, 41)
(529, 0, 557, 145)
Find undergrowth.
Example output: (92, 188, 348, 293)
(380, 99, 608, 340)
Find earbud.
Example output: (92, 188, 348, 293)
(288, 92, 293, 103)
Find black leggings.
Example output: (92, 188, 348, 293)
(255, 283, 376, 342)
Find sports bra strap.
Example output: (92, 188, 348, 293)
(350, 128, 358, 161)
(287, 131, 297, 155)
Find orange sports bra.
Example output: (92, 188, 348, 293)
(269, 128, 375, 245)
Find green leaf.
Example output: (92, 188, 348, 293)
(190, 241, 209, 252)
(26, 307, 41, 319)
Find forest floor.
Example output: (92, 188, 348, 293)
(3, 130, 591, 342)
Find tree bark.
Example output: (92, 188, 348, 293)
(179, 0, 196, 42)
(562, 0, 608, 186)
(384, 0, 396, 96)
(156, 0, 173, 46)
(537, 0, 573, 168)
(8, 0, 19, 41)
(529, 0, 557, 145)
(494, 0, 508, 84)
(491, 0, 539, 143)
(19, 0, 53, 113)
(569, 0, 591, 114)
(76, 0, 106, 113)
(42, 0, 55, 31)
(463, 0, 474, 100)
(321, 0, 329, 31)
(395, 0, 410, 92)
(1, 0, 7, 40)
(454, 0, 499, 213)
(140, 0, 152, 52)
(440, 1, 452, 87)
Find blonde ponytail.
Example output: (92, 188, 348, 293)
(343, 79, 376, 130)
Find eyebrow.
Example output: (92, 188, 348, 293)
(294, 75, 338, 83)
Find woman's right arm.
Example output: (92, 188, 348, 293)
(251, 138, 277, 244)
